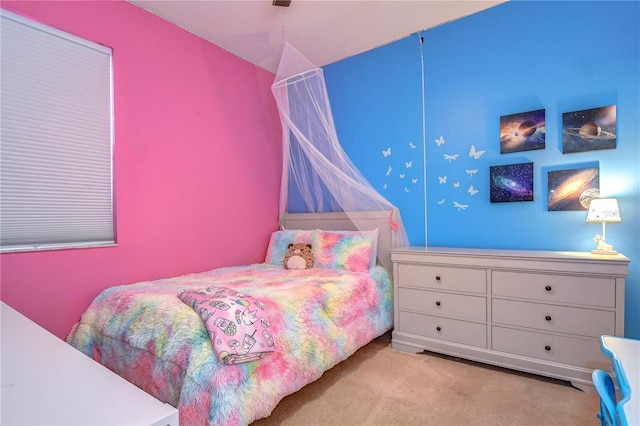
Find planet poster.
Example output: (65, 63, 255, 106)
(489, 162, 534, 203)
(499, 109, 546, 154)
(547, 166, 600, 211)
(562, 105, 616, 154)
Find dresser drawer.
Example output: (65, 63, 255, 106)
(492, 326, 609, 369)
(492, 299, 615, 337)
(397, 264, 486, 294)
(492, 270, 615, 307)
(399, 288, 486, 322)
(399, 311, 487, 348)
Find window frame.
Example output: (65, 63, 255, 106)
(0, 9, 116, 253)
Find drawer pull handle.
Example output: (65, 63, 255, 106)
(436, 301, 441, 306)
(544, 345, 551, 351)
(435, 275, 441, 281)
(545, 315, 552, 321)
(545, 285, 552, 291)
(436, 326, 442, 332)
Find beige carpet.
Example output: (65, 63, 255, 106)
(252, 332, 600, 425)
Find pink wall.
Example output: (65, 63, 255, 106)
(0, 1, 282, 339)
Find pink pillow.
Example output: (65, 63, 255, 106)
(265, 229, 315, 266)
(312, 229, 378, 272)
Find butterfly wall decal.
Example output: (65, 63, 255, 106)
(382, 147, 391, 157)
(469, 145, 485, 159)
(468, 185, 479, 195)
(399, 174, 405, 179)
(435, 136, 445, 146)
(405, 161, 412, 168)
(453, 182, 460, 188)
(438, 176, 447, 184)
(409, 141, 417, 149)
(412, 178, 418, 184)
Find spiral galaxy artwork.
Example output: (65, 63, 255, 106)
(547, 166, 599, 211)
(489, 162, 534, 203)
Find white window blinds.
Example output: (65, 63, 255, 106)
(1, 9, 115, 252)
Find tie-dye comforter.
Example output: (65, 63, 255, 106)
(67, 263, 393, 426)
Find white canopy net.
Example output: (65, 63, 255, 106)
(271, 42, 409, 251)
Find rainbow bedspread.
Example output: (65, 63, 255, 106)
(67, 263, 393, 426)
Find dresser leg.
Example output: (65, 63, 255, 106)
(571, 380, 597, 394)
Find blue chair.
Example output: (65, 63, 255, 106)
(592, 369, 618, 426)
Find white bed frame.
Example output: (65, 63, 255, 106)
(282, 211, 394, 272)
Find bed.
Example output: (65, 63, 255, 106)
(67, 211, 396, 426)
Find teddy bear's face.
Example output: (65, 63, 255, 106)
(283, 243, 314, 270)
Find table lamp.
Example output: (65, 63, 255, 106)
(586, 198, 621, 255)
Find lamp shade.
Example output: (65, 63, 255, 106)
(586, 198, 621, 223)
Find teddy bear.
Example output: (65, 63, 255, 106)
(283, 243, 314, 270)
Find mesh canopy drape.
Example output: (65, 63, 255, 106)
(271, 42, 409, 250)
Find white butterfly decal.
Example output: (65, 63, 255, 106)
(404, 187, 409, 193)
(412, 178, 418, 184)
(438, 176, 447, 184)
(453, 182, 460, 188)
(386, 167, 392, 176)
(383, 184, 388, 189)
(469, 145, 485, 159)
(468, 185, 479, 195)
(405, 161, 412, 168)
(409, 141, 417, 149)
(437, 199, 446, 205)
(444, 154, 459, 162)
(435, 136, 445, 147)
(399, 174, 405, 179)
(382, 147, 391, 157)
(453, 201, 468, 211)
(466, 169, 478, 176)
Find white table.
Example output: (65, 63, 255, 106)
(600, 335, 639, 426)
(1, 302, 179, 425)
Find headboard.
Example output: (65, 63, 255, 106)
(282, 211, 394, 272)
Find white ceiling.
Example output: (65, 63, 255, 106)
(128, 0, 506, 73)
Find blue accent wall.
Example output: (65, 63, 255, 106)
(322, 1, 640, 338)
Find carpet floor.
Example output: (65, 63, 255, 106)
(252, 332, 601, 425)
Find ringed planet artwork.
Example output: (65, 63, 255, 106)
(489, 162, 534, 203)
(547, 166, 600, 211)
(562, 105, 616, 154)
(500, 109, 546, 154)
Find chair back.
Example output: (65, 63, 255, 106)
(592, 369, 618, 426)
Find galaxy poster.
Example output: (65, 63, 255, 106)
(547, 166, 600, 211)
(489, 162, 534, 203)
(499, 109, 546, 154)
(562, 105, 616, 154)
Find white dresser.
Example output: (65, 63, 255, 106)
(1, 302, 179, 425)
(391, 247, 629, 391)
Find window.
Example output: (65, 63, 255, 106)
(1, 9, 115, 252)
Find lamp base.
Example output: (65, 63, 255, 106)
(591, 249, 618, 255)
